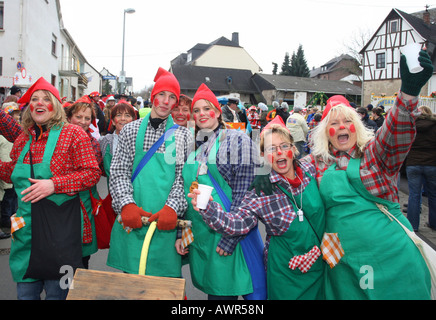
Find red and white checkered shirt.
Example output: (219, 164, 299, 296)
(0, 123, 101, 195)
(0, 109, 22, 142)
(302, 92, 420, 203)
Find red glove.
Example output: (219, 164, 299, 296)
(148, 205, 178, 231)
(120, 203, 151, 229)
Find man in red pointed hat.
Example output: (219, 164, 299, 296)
(107, 68, 193, 278)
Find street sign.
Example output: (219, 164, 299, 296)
(102, 76, 117, 80)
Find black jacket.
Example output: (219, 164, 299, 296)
(406, 114, 436, 167)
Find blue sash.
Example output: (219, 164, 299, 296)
(131, 124, 179, 183)
(207, 170, 267, 300)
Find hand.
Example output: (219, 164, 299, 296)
(175, 239, 189, 256)
(250, 174, 273, 196)
(21, 178, 55, 203)
(121, 203, 151, 229)
(148, 205, 178, 230)
(187, 189, 213, 212)
(216, 246, 230, 257)
(400, 49, 434, 97)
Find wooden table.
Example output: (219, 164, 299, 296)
(66, 269, 186, 300)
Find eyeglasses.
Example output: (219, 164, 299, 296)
(265, 143, 293, 154)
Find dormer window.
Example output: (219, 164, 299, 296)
(187, 52, 192, 63)
(389, 20, 399, 33)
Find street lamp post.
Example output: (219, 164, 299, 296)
(120, 8, 135, 95)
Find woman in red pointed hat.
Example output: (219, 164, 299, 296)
(301, 50, 434, 299)
(66, 95, 105, 266)
(0, 77, 101, 300)
(180, 83, 267, 300)
(187, 108, 326, 299)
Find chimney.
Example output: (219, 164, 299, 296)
(232, 32, 239, 46)
(423, 8, 430, 25)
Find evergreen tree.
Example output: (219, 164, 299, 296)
(102, 80, 113, 95)
(280, 52, 291, 75)
(291, 44, 310, 77)
(289, 52, 297, 76)
(272, 62, 278, 75)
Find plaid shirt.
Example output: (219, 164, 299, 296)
(0, 124, 101, 194)
(0, 109, 22, 142)
(194, 128, 261, 253)
(301, 92, 419, 203)
(109, 117, 193, 216)
(200, 161, 316, 264)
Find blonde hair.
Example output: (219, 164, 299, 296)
(310, 104, 374, 163)
(21, 90, 66, 134)
(260, 124, 295, 154)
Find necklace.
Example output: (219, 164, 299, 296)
(284, 174, 304, 222)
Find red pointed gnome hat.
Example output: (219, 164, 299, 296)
(18, 77, 62, 104)
(261, 114, 288, 136)
(74, 95, 93, 105)
(150, 67, 180, 105)
(321, 95, 352, 121)
(191, 83, 221, 112)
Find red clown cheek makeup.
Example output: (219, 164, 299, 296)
(349, 123, 356, 133)
(329, 128, 336, 137)
(286, 150, 293, 159)
(47, 104, 54, 112)
(209, 111, 216, 118)
(267, 154, 274, 164)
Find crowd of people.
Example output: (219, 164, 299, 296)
(0, 48, 434, 300)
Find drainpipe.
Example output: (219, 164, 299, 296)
(18, 0, 24, 62)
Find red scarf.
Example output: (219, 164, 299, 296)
(281, 164, 303, 187)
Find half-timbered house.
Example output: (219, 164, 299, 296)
(360, 8, 436, 106)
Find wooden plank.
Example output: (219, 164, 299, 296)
(67, 269, 185, 300)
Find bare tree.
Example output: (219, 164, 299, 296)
(341, 27, 373, 65)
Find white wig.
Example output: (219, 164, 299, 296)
(309, 104, 375, 163)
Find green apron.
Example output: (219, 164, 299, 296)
(102, 143, 112, 181)
(270, 173, 325, 300)
(107, 115, 181, 277)
(78, 186, 98, 257)
(10, 126, 78, 282)
(182, 132, 253, 296)
(320, 157, 431, 299)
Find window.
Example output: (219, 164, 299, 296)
(390, 20, 398, 33)
(52, 34, 57, 56)
(0, 2, 4, 30)
(0, 57, 2, 76)
(376, 53, 386, 69)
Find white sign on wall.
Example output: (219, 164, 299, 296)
(14, 68, 33, 86)
(294, 92, 307, 108)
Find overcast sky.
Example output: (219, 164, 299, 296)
(59, 0, 433, 92)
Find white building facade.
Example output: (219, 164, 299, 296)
(0, 0, 102, 100)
